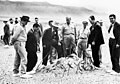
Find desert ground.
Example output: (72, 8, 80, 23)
(1, 1, 120, 84)
(0, 20, 120, 84)
(0, 42, 120, 84)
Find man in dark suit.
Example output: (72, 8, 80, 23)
(26, 24, 38, 72)
(42, 20, 63, 66)
(87, 15, 104, 68)
(107, 14, 120, 75)
(3, 21, 10, 47)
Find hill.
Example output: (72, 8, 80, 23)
(0, 1, 106, 21)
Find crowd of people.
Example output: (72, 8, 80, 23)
(1, 14, 120, 78)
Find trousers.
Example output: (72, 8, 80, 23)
(13, 41, 27, 74)
(77, 39, 87, 59)
(63, 35, 76, 56)
(109, 38, 120, 72)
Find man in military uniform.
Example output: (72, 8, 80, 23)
(42, 20, 62, 66)
(61, 17, 76, 57)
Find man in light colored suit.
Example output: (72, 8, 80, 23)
(11, 16, 32, 78)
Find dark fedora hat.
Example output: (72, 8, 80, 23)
(82, 21, 88, 24)
(9, 18, 13, 21)
(20, 16, 30, 22)
(3, 20, 8, 23)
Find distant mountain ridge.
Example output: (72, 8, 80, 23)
(0, 1, 103, 18)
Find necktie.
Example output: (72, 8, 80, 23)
(108, 25, 112, 33)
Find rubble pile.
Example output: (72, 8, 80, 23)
(37, 53, 95, 77)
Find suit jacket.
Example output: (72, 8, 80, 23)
(88, 23, 104, 46)
(42, 26, 59, 46)
(26, 29, 37, 53)
(4, 24, 10, 35)
(108, 22, 120, 45)
(33, 23, 43, 34)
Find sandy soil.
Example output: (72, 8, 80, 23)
(0, 40, 120, 84)
(0, 24, 120, 84)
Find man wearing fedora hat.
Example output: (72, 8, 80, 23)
(11, 16, 32, 78)
(42, 20, 63, 66)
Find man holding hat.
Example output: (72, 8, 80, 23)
(11, 16, 32, 78)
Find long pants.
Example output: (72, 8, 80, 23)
(91, 45, 100, 67)
(42, 44, 62, 66)
(3, 34, 10, 45)
(63, 35, 76, 56)
(42, 45, 51, 66)
(13, 41, 27, 74)
(49, 47, 58, 64)
(27, 52, 37, 72)
(34, 33, 41, 52)
(109, 38, 120, 73)
(77, 39, 87, 59)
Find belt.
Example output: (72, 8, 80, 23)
(65, 33, 74, 35)
(80, 37, 87, 39)
(110, 37, 115, 40)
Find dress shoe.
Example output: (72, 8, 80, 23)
(13, 73, 22, 77)
(110, 70, 119, 75)
(26, 70, 36, 75)
(106, 69, 113, 73)
(20, 74, 33, 78)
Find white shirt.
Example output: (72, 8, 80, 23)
(109, 24, 115, 39)
(78, 27, 90, 39)
(8, 22, 14, 33)
(12, 24, 27, 42)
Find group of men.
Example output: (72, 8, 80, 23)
(2, 16, 43, 78)
(2, 18, 17, 47)
(2, 13, 120, 78)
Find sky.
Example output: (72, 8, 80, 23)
(9, 0, 120, 16)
